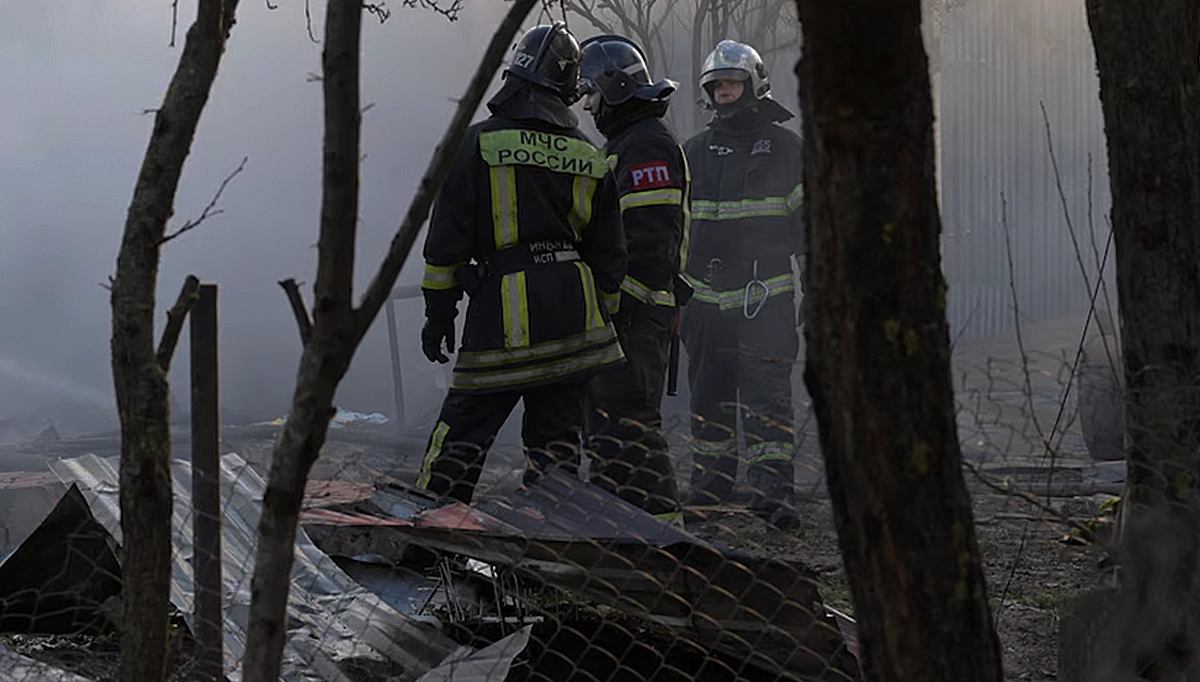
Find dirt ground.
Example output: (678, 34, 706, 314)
(686, 488, 1109, 681)
(674, 313, 1116, 681)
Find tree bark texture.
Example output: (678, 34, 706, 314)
(1085, 4, 1200, 680)
(793, 1, 1005, 681)
(240, 0, 539, 678)
(241, 1, 362, 679)
(109, 2, 238, 681)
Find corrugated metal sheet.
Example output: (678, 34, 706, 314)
(0, 645, 96, 682)
(48, 453, 460, 682)
(938, 0, 1115, 340)
(306, 470, 863, 681)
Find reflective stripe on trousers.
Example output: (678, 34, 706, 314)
(747, 440, 794, 467)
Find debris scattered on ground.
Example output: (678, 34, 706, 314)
(302, 470, 863, 682)
(254, 408, 390, 429)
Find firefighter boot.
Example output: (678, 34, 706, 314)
(589, 424, 682, 522)
(747, 459, 799, 531)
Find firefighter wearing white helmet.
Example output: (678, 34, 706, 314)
(681, 39, 805, 529)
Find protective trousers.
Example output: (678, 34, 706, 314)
(682, 295, 799, 514)
(585, 310, 682, 521)
(417, 382, 584, 505)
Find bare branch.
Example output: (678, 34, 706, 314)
(401, 0, 461, 21)
(278, 278, 314, 343)
(244, 2, 365, 676)
(354, 0, 540, 336)
(160, 155, 248, 245)
(364, 1, 392, 21)
(265, 0, 278, 8)
(1041, 101, 1094, 296)
(963, 460, 1113, 552)
(111, 0, 244, 678)
(171, 0, 180, 47)
(156, 275, 202, 372)
(995, 520, 1030, 611)
(999, 191, 1052, 455)
(305, 0, 319, 41)
(561, 0, 615, 33)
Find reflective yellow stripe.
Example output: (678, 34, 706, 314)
(620, 275, 675, 307)
(679, 151, 693, 272)
(490, 166, 518, 248)
(421, 261, 464, 291)
(500, 272, 529, 348)
(606, 154, 619, 171)
(619, 188, 682, 212)
(786, 182, 804, 211)
(748, 441, 795, 466)
(681, 273, 795, 311)
(457, 326, 619, 370)
(576, 262, 604, 329)
(479, 129, 609, 178)
(692, 438, 737, 459)
(452, 337, 625, 391)
(601, 290, 621, 316)
(569, 176, 598, 238)
(691, 182, 804, 221)
(653, 511, 685, 528)
(416, 421, 452, 489)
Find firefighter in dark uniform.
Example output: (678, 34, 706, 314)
(577, 34, 690, 524)
(416, 23, 628, 505)
(681, 40, 804, 529)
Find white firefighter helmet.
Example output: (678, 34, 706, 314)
(698, 39, 771, 108)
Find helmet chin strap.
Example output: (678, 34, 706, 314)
(591, 100, 615, 135)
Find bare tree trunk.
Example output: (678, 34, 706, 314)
(1085, 4, 1200, 680)
(242, 2, 363, 678)
(240, 0, 538, 678)
(110, 1, 239, 680)
(794, 1, 1005, 680)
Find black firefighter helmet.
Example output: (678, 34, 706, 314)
(503, 22, 583, 105)
(577, 34, 677, 106)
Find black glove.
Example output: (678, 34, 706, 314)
(421, 317, 456, 364)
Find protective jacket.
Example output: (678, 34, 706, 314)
(421, 115, 627, 394)
(604, 109, 690, 314)
(682, 107, 804, 315)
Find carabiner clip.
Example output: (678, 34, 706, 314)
(743, 260, 769, 320)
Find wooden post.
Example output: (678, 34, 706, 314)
(384, 297, 406, 431)
(190, 283, 223, 681)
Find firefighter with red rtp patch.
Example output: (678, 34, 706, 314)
(577, 34, 691, 525)
(415, 23, 628, 505)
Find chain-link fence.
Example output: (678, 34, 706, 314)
(0, 296, 1126, 682)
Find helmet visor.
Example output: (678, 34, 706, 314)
(700, 68, 750, 88)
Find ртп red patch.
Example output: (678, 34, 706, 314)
(629, 161, 672, 190)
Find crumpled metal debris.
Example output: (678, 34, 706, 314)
(0, 644, 96, 682)
(49, 452, 462, 682)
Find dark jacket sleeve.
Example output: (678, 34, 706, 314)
(785, 129, 806, 260)
(613, 136, 688, 295)
(420, 126, 480, 321)
(579, 166, 628, 302)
